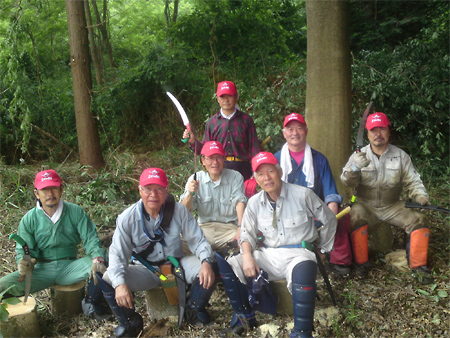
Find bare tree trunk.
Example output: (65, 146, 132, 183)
(92, 0, 115, 69)
(65, 0, 105, 170)
(85, 0, 104, 85)
(305, 0, 352, 200)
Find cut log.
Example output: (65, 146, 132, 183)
(385, 249, 409, 272)
(0, 296, 41, 337)
(50, 281, 85, 317)
(269, 280, 293, 316)
(369, 222, 394, 253)
(144, 287, 178, 322)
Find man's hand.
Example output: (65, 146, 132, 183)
(416, 196, 429, 206)
(242, 252, 260, 278)
(182, 129, 196, 145)
(115, 284, 134, 309)
(349, 152, 370, 171)
(18, 258, 36, 275)
(187, 179, 199, 195)
(230, 227, 241, 243)
(198, 261, 215, 289)
(90, 257, 107, 285)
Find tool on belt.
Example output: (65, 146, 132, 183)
(9, 233, 32, 304)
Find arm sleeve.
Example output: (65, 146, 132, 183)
(401, 153, 428, 201)
(76, 207, 106, 259)
(230, 172, 247, 206)
(305, 189, 337, 252)
(318, 157, 343, 205)
(247, 117, 261, 157)
(239, 202, 259, 249)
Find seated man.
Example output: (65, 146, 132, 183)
(0, 170, 108, 320)
(341, 112, 432, 283)
(98, 168, 215, 337)
(217, 152, 337, 338)
(180, 141, 247, 249)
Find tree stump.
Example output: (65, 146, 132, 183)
(369, 222, 394, 253)
(0, 296, 41, 337)
(144, 287, 178, 322)
(269, 280, 293, 316)
(50, 281, 85, 317)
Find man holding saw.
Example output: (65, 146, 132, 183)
(182, 81, 261, 181)
(97, 167, 216, 337)
(341, 112, 432, 283)
(0, 169, 109, 320)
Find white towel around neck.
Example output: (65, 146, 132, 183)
(280, 142, 315, 188)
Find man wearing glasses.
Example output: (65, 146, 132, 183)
(97, 168, 215, 337)
(180, 141, 247, 249)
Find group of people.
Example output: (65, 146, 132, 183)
(0, 81, 432, 338)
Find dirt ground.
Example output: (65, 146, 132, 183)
(1, 231, 449, 338)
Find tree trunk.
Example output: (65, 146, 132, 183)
(305, 0, 352, 200)
(65, 0, 105, 170)
(92, 0, 115, 69)
(85, 0, 104, 85)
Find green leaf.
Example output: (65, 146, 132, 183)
(417, 289, 430, 296)
(2, 297, 21, 305)
(0, 304, 9, 322)
(437, 290, 448, 298)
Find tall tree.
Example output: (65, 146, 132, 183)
(305, 0, 352, 199)
(65, 0, 105, 170)
(85, 0, 104, 85)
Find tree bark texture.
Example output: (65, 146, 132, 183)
(85, 0, 104, 85)
(65, 0, 105, 170)
(305, 0, 352, 200)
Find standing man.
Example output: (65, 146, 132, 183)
(341, 112, 432, 283)
(97, 168, 216, 337)
(182, 81, 261, 180)
(180, 141, 247, 249)
(217, 152, 337, 337)
(0, 169, 109, 321)
(274, 113, 350, 276)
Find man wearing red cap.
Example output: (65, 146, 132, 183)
(216, 152, 337, 338)
(0, 169, 109, 320)
(97, 168, 216, 337)
(341, 112, 431, 283)
(182, 81, 261, 181)
(274, 113, 350, 276)
(180, 141, 246, 250)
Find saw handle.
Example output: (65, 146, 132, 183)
(182, 124, 191, 143)
(10, 233, 30, 255)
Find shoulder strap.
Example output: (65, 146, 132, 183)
(160, 194, 175, 231)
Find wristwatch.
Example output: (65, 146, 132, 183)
(202, 257, 213, 265)
(320, 248, 328, 254)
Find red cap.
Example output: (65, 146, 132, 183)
(34, 170, 62, 190)
(201, 141, 226, 157)
(283, 113, 307, 128)
(139, 168, 168, 188)
(217, 81, 237, 97)
(366, 112, 390, 130)
(251, 152, 279, 172)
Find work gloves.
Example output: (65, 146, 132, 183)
(416, 196, 429, 206)
(18, 258, 36, 275)
(349, 152, 370, 171)
(90, 257, 107, 285)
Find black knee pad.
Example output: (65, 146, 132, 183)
(292, 260, 317, 285)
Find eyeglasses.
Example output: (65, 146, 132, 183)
(284, 126, 306, 134)
(139, 186, 166, 195)
(202, 156, 225, 164)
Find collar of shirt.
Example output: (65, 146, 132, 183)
(220, 108, 236, 119)
(258, 182, 287, 206)
(37, 199, 64, 224)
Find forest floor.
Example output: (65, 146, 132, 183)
(1, 153, 449, 337)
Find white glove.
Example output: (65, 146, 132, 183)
(349, 152, 370, 171)
(90, 257, 107, 285)
(18, 258, 36, 275)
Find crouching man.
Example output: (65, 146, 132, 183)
(217, 152, 337, 337)
(97, 168, 215, 337)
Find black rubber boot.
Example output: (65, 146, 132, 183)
(96, 273, 143, 338)
(215, 252, 256, 337)
(185, 277, 215, 326)
(82, 278, 113, 321)
(290, 260, 317, 338)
